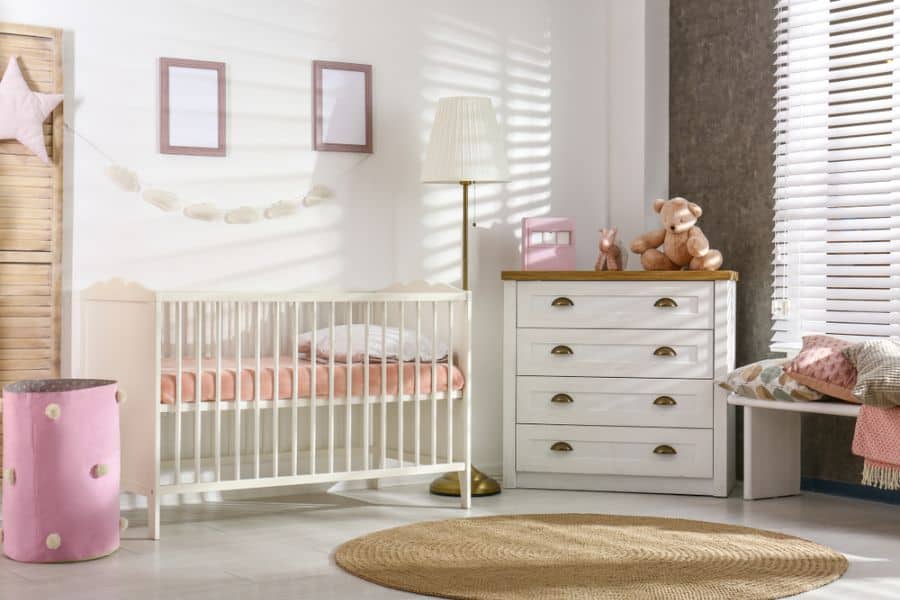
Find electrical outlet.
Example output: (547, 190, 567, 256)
(772, 299, 791, 319)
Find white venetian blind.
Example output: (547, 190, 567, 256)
(773, 0, 900, 347)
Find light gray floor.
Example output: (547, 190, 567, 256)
(1, 485, 898, 599)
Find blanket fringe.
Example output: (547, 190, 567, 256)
(862, 460, 900, 491)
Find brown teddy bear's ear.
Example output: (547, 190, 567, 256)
(688, 202, 703, 218)
(653, 199, 667, 213)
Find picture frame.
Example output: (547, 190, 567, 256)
(159, 57, 226, 156)
(521, 217, 576, 271)
(313, 60, 372, 153)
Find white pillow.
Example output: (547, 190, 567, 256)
(298, 325, 448, 363)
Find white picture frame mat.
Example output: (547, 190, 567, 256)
(167, 66, 220, 149)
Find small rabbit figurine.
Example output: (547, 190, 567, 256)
(595, 228, 624, 271)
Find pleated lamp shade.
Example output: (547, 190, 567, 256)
(422, 97, 509, 183)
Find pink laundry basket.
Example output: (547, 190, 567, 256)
(2, 379, 123, 563)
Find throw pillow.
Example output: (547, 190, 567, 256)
(718, 358, 822, 402)
(843, 339, 900, 408)
(783, 335, 860, 403)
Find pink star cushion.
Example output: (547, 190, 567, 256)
(0, 56, 63, 165)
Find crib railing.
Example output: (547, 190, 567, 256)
(153, 290, 471, 496)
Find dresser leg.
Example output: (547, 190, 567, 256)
(743, 407, 802, 500)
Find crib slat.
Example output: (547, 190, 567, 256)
(309, 302, 318, 475)
(380, 302, 387, 470)
(431, 302, 438, 465)
(292, 301, 300, 476)
(463, 294, 472, 506)
(447, 301, 454, 463)
(363, 302, 371, 471)
(215, 302, 223, 481)
(272, 303, 280, 478)
(235, 302, 243, 480)
(194, 302, 203, 482)
(415, 301, 421, 466)
(175, 302, 183, 485)
(398, 302, 404, 468)
(328, 301, 336, 474)
(254, 301, 262, 479)
(153, 301, 163, 537)
(345, 302, 352, 472)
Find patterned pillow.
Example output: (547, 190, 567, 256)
(783, 335, 860, 403)
(843, 339, 900, 408)
(718, 358, 822, 402)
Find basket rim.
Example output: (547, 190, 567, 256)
(3, 379, 117, 395)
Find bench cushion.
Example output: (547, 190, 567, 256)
(718, 358, 821, 402)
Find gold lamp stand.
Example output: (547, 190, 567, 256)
(429, 181, 501, 498)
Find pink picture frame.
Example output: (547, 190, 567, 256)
(521, 217, 576, 270)
(159, 57, 226, 156)
(313, 60, 373, 153)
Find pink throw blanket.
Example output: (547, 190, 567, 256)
(852, 405, 900, 491)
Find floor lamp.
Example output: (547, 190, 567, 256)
(422, 96, 509, 497)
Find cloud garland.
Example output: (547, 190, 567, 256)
(104, 163, 332, 224)
(69, 123, 332, 224)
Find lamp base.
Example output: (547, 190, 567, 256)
(429, 467, 501, 497)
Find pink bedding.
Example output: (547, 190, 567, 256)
(160, 357, 464, 404)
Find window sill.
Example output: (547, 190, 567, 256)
(770, 342, 801, 357)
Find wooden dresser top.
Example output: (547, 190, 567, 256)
(501, 270, 739, 282)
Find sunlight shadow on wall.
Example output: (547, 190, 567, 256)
(420, 13, 552, 284)
(73, 0, 351, 293)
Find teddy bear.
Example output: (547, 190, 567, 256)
(595, 228, 624, 271)
(630, 197, 723, 271)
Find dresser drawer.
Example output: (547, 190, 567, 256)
(517, 281, 713, 330)
(516, 328, 713, 379)
(516, 377, 713, 428)
(516, 424, 713, 479)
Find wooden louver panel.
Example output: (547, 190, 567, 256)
(0, 22, 63, 476)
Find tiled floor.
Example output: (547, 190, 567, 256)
(1, 485, 898, 599)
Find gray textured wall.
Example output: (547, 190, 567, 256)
(669, 0, 862, 483)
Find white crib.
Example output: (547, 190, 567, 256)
(80, 280, 472, 539)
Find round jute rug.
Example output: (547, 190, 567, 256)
(334, 513, 848, 600)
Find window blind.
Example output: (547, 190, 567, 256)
(773, 0, 900, 347)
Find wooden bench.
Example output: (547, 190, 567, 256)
(727, 394, 860, 500)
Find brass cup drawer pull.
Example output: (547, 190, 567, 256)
(551, 393, 574, 404)
(551, 345, 574, 356)
(653, 444, 677, 455)
(653, 346, 677, 357)
(551, 296, 574, 307)
(550, 441, 573, 452)
(653, 395, 677, 406)
(654, 297, 678, 308)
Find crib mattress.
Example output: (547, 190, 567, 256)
(160, 357, 464, 404)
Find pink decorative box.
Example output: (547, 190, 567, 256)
(521, 217, 576, 270)
(2, 379, 121, 563)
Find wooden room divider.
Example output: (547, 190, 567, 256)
(0, 23, 64, 475)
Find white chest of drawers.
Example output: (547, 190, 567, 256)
(502, 271, 737, 497)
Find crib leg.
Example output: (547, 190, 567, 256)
(459, 467, 471, 509)
(147, 489, 161, 540)
(366, 478, 380, 490)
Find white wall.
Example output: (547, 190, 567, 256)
(2, 0, 666, 476)
(608, 0, 670, 251)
